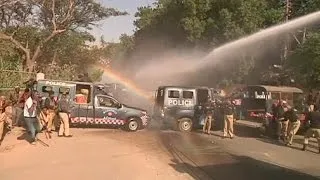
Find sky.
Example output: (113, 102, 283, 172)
(91, 0, 156, 43)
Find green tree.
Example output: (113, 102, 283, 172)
(38, 31, 96, 68)
(129, 0, 285, 84)
(0, 0, 127, 72)
(287, 32, 320, 89)
(129, 0, 320, 87)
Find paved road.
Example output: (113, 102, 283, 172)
(159, 129, 320, 180)
(1, 123, 320, 180)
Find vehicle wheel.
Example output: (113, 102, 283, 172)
(177, 118, 193, 132)
(126, 118, 140, 132)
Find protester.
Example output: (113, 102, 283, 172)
(24, 90, 40, 145)
(302, 107, 320, 153)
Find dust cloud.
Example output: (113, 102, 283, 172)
(133, 49, 208, 89)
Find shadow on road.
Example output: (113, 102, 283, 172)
(16, 130, 32, 143)
(256, 136, 320, 154)
(233, 123, 262, 138)
(159, 130, 320, 180)
(0, 125, 11, 146)
(168, 154, 320, 180)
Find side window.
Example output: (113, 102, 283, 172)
(183, 91, 194, 99)
(42, 86, 53, 93)
(243, 91, 249, 98)
(75, 84, 91, 104)
(59, 87, 70, 94)
(168, 90, 180, 98)
(156, 89, 165, 105)
(271, 92, 280, 100)
(281, 92, 293, 101)
(156, 89, 164, 99)
(97, 96, 117, 108)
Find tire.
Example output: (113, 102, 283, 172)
(177, 118, 193, 132)
(126, 118, 140, 132)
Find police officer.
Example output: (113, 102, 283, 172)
(58, 92, 72, 137)
(274, 100, 288, 140)
(9, 86, 23, 126)
(284, 106, 300, 146)
(302, 107, 320, 153)
(223, 99, 235, 139)
(44, 90, 57, 133)
(203, 98, 214, 135)
(0, 101, 13, 145)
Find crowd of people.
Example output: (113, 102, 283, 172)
(1, 84, 320, 154)
(201, 97, 236, 139)
(0, 86, 72, 146)
(200, 95, 320, 154)
(270, 98, 320, 153)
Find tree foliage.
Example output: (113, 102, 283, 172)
(287, 32, 320, 89)
(0, 0, 127, 72)
(1, 0, 320, 90)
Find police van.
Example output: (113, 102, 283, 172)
(153, 86, 212, 132)
(35, 79, 151, 131)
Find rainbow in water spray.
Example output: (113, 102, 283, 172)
(93, 65, 153, 101)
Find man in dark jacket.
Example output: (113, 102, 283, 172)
(203, 98, 215, 135)
(302, 107, 320, 153)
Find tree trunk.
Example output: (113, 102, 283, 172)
(302, 28, 307, 44)
(25, 50, 34, 73)
(52, 50, 57, 64)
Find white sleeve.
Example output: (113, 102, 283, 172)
(25, 98, 32, 109)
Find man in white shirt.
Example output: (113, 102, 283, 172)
(24, 90, 40, 145)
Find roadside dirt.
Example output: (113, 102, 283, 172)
(0, 128, 193, 180)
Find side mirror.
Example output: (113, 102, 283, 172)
(117, 103, 122, 109)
